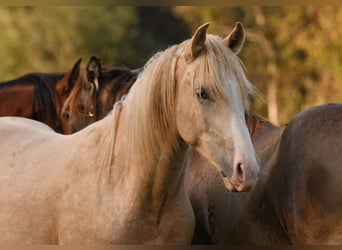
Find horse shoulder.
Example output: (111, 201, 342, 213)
(270, 104, 342, 244)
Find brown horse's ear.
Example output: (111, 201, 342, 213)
(86, 56, 101, 91)
(223, 22, 245, 54)
(66, 58, 82, 92)
(189, 22, 210, 60)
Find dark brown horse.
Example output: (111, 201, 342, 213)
(61, 56, 140, 134)
(190, 104, 342, 244)
(0, 60, 81, 133)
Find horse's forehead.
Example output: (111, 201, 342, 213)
(189, 64, 239, 97)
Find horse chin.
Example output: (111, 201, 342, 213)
(223, 177, 251, 192)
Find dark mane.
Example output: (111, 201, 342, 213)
(0, 72, 63, 87)
(31, 75, 56, 123)
(100, 67, 140, 97)
(245, 110, 277, 136)
(0, 72, 64, 132)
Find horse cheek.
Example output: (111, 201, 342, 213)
(176, 100, 204, 145)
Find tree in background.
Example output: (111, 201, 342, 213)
(0, 6, 190, 79)
(1, 6, 342, 124)
(173, 6, 342, 125)
(0, 7, 137, 77)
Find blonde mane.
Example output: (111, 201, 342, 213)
(123, 45, 180, 166)
(123, 34, 256, 165)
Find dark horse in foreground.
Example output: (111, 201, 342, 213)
(190, 104, 342, 244)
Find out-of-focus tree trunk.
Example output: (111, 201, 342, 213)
(266, 62, 279, 125)
(253, 6, 279, 125)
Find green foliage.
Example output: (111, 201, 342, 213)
(0, 6, 190, 80)
(173, 6, 342, 124)
(0, 7, 138, 79)
(1, 6, 342, 124)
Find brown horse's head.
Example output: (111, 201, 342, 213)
(60, 56, 101, 134)
(55, 58, 82, 133)
(60, 57, 140, 134)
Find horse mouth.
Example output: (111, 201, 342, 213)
(222, 177, 251, 192)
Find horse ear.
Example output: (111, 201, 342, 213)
(67, 58, 82, 92)
(189, 22, 210, 59)
(223, 22, 245, 54)
(86, 56, 101, 91)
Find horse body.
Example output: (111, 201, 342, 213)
(0, 81, 34, 117)
(0, 60, 84, 133)
(0, 115, 134, 244)
(0, 117, 69, 244)
(270, 104, 342, 244)
(190, 105, 342, 244)
(0, 73, 64, 130)
(0, 22, 260, 244)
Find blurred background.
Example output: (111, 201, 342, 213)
(1, 6, 342, 125)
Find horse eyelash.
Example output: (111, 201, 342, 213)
(196, 88, 210, 101)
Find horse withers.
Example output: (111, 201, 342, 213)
(0, 22, 259, 244)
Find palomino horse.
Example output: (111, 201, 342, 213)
(0, 22, 259, 244)
(61, 56, 140, 134)
(190, 106, 342, 244)
(0, 60, 81, 133)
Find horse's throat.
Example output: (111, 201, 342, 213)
(130, 141, 190, 218)
(146, 141, 190, 204)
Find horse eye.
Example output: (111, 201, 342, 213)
(196, 89, 209, 100)
(63, 86, 70, 94)
(83, 83, 92, 92)
(78, 104, 85, 112)
(63, 110, 70, 120)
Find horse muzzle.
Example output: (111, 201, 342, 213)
(221, 160, 260, 192)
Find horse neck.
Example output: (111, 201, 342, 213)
(112, 105, 191, 213)
(228, 112, 287, 243)
(73, 104, 193, 243)
(245, 111, 285, 176)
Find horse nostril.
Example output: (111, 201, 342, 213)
(236, 163, 244, 179)
(231, 160, 259, 192)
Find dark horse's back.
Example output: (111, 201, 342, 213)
(270, 103, 342, 244)
(0, 72, 64, 130)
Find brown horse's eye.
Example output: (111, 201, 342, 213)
(83, 83, 92, 92)
(63, 86, 70, 94)
(196, 89, 209, 100)
(78, 104, 85, 113)
(63, 110, 70, 120)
